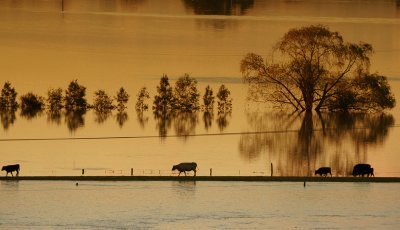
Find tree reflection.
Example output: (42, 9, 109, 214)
(0, 108, 17, 130)
(116, 111, 129, 128)
(173, 112, 198, 139)
(94, 111, 111, 124)
(154, 110, 173, 139)
(239, 111, 395, 176)
(65, 110, 85, 132)
(203, 111, 213, 130)
(154, 111, 200, 140)
(183, 0, 254, 15)
(47, 109, 62, 126)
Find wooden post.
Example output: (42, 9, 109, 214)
(82, 169, 85, 175)
(210, 168, 212, 176)
(131, 168, 133, 176)
(271, 163, 273, 177)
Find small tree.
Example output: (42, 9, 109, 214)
(203, 85, 214, 112)
(64, 80, 87, 112)
(216, 84, 232, 114)
(135, 87, 150, 112)
(115, 87, 129, 112)
(0, 81, 18, 110)
(153, 74, 175, 114)
(20, 92, 45, 119)
(93, 90, 114, 112)
(47, 88, 63, 111)
(173, 74, 200, 111)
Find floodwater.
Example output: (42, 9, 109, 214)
(0, 0, 400, 177)
(1, 180, 400, 229)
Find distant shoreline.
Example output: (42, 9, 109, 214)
(1, 176, 400, 183)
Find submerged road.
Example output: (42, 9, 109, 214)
(1, 176, 400, 182)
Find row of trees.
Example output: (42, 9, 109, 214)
(0, 75, 232, 115)
(0, 75, 232, 132)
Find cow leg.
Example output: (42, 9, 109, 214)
(178, 171, 181, 176)
(16, 170, 19, 176)
(184, 171, 187, 176)
(194, 170, 196, 177)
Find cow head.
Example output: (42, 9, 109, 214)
(1, 166, 5, 171)
(172, 165, 177, 171)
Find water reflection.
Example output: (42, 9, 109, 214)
(0, 108, 17, 131)
(239, 111, 395, 176)
(182, 0, 254, 15)
(94, 110, 112, 124)
(65, 110, 86, 132)
(116, 111, 129, 128)
(62, 0, 147, 12)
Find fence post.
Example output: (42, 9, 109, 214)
(131, 168, 133, 176)
(271, 163, 273, 177)
(210, 168, 212, 176)
(82, 169, 85, 176)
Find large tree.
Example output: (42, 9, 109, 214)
(240, 25, 395, 112)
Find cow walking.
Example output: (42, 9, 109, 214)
(2, 164, 20, 177)
(315, 167, 332, 177)
(172, 162, 198, 176)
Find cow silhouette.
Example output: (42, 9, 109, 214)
(315, 167, 332, 177)
(2, 164, 20, 177)
(352, 164, 374, 177)
(172, 162, 198, 176)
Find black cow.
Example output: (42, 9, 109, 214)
(172, 162, 198, 176)
(315, 167, 332, 177)
(352, 164, 373, 177)
(2, 164, 20, 177)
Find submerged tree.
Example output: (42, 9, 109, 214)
(203, 85, 214, 112)
(240, 25, 395, 112)
(173, 74, 200, 111)
(47, 88, 63, 111)
(93, 90, 114, 112)
(115, 87, 130, 112)
(64, 80, 87, 112)
(153, 74, 175, 114)
(20, 92, 45, 119)
(135, 87, 149, 112)
(216, 84, 232, 114)
(0, 81, 18, 110)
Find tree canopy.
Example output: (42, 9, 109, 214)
(240, 25, 395, 112)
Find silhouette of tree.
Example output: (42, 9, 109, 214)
(216, 84, 232, 114)
(20, 92, 45, 119)
(93, 90, 114, 112)
(153, 74, 175, 114)
(173, 74, 200, 111)
(47, 88, 63, 111)
(240, 25, 395, 112)
(0, 81, 18, 110)
(203, 85, 214, 112)
(135, 87, 149, 112)
(115, 87, 129, 112)
(64, 80, 87, 112)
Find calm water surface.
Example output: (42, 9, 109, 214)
(0, 0, 399, 176)
(1, 180, 400, 229)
